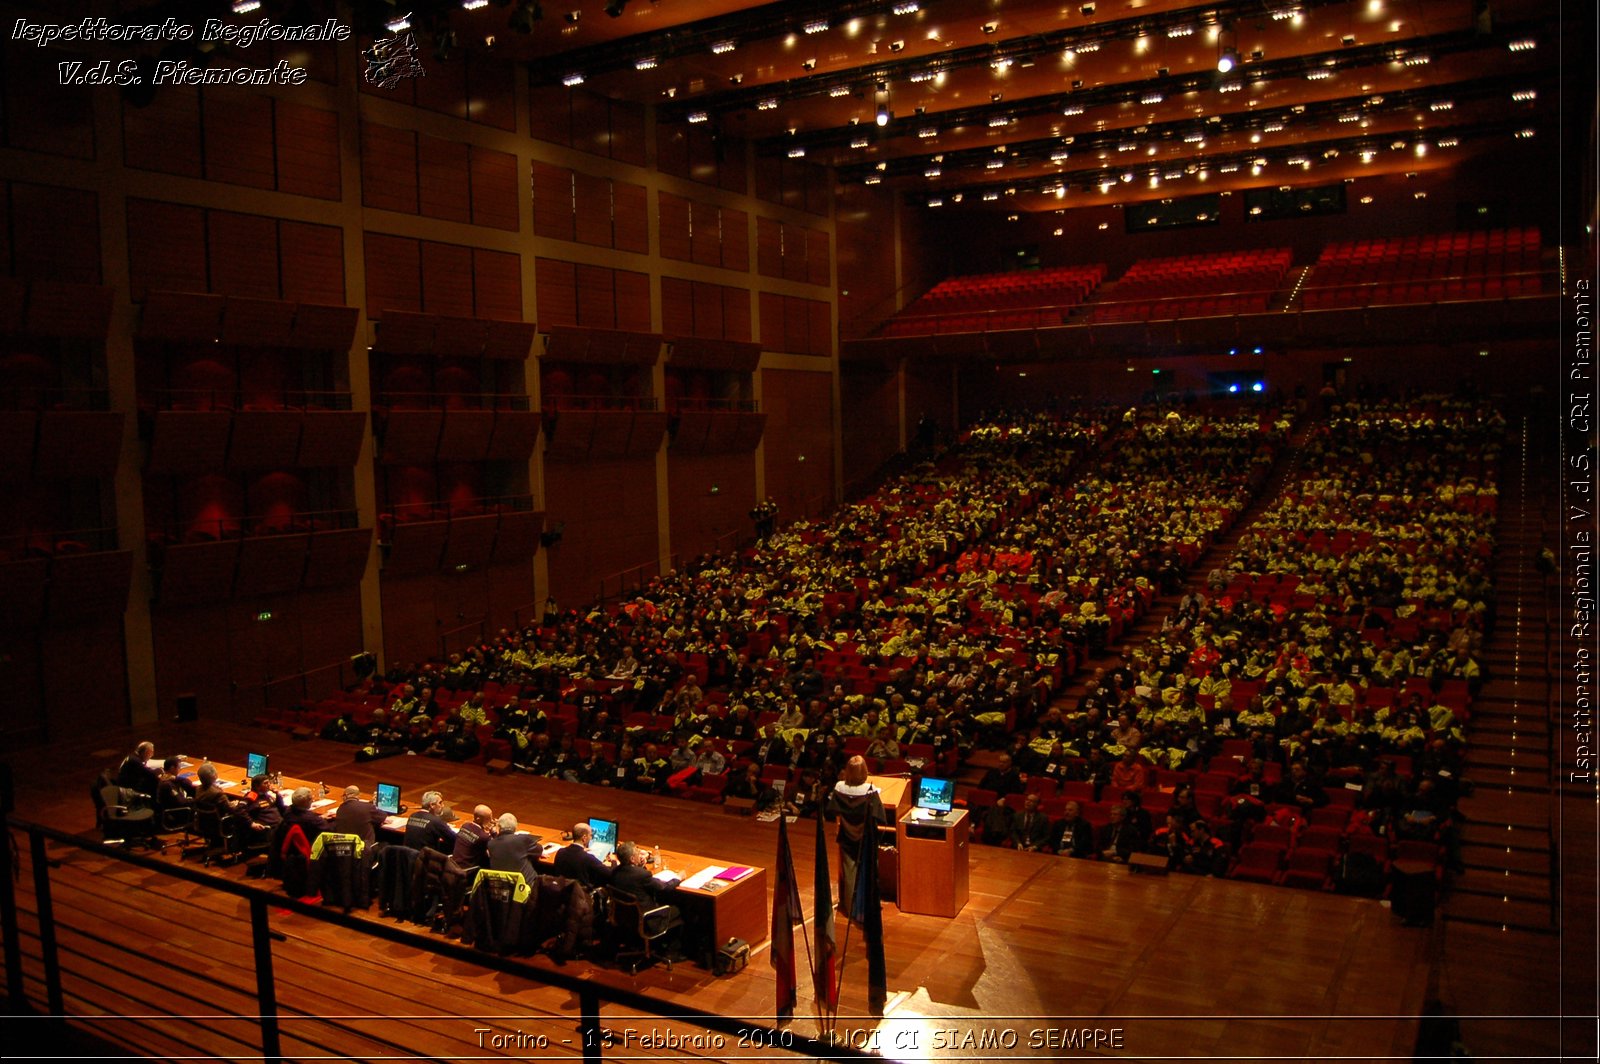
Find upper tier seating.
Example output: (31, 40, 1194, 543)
(1089, 248, 1293, 323)
(1301, 227, 1544, 309)
(880, 264, 1107, 336)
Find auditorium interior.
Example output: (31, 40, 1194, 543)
(0, 0, 1595, 1060)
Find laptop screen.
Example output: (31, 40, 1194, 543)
(246, 752, 269, 779)
(374, 782, 402, 816)
(588, 817, 619, 859)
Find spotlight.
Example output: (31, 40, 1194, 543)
(603, 0, 627, 17)
(1217, 48, 1237, 72)
(1080, 2, 1095, 13)
(1251, 381, 1264, 392)
(876, 104, 891, 126)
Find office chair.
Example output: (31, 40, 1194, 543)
(605, 888, 682, 974)
(91, 775, 163, 852)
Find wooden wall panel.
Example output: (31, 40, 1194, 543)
(783, 296, 809, 355)
(472, 249, 522, 321)
(417, 133, 472, 223)
(614, 269, 652, 333)
(10, 184, 100, 285)
(658, 193, 691, 262)
(723, 287, 751, 341)
(656, 125, 689, 180)
(721, 209, 749, 272)
(760, 368, 835, 522)
(667, 451, 757, 560)
(274, 100, 341, 200)
(470, 147, 519, 231)
(572, 171, 613, 248)
(124, 86, 202, 177)
(528, 85, 571, 147)
(841, 364, 900, 491)
(532, 162, 576, 241)
(780, 223, 807, 283)
(126, 199, 207, 299)
(536, 257, 578, 328)
(756, 216, 782, 278)
(808, 299, 832, 356)
(836, 183, 897, 340)
(692, 283, 723, 339)
(806, 228, 832, 286)
(203, 90, 275, 190)
(609, 100, 647, 166)
(568, 90, 609, 158)
(612, 181, 648, 254)
(421, 241, 474, 318)
(413, 47, 469, 119)
(574, 263, 613, 327)
(278, 221, 345, 305)
(364, 233, 423, 316)
(207, 212, 280, 300)
(758, 292, 783, 352)
(468, 55, 518, 131)
(4, 48, 94, 159)
(542, 456, 660, 611)
(660, 278, 694, 338)
(360, 122, 418, 213)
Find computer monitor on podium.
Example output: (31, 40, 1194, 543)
(915, 777, 955, 818)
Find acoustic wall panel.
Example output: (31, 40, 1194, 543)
(0, 412, 37, 481)
(486, 410, 540, 460)
(158, 539, 241, 605)
(383, 519, 448, 576)
(34, 410, 124, 478)
(227, 411, 303, 470)
(0, 558, 48, 628)
(296, 411, 367, 468)
(378, 410, 444, 464)
(442, 514, 498, 568)
(491, 510, 542, 562)
(302, 527, 373, 588)
(437, 410, 495, 461)
(234, 534, 310, 598)
(148, 411, 232, 474)
(47, 550, 134, 624)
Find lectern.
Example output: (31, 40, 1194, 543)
(894, 808, 970, 917)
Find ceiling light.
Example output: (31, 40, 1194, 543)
(1217, 49, 1237, 73)
(1413, 191, 1427, 199)
(603, 0, 627, 17)
(1436, 138, 1458, 148)
(1076, 41, 1100, 53)
(1306, 70, 1332, 80)
(889, 40, 905, 52)
(1512, 89, 1537, 101)
(788, 147, 806, 158)
(1515, 128, 1536, 138)
(635, 57, 657, 70)
(1359, 195, 1373, 204)
(987, 159, 1005, 169)
(924, 167, 941, 177)
(801, 58, 815, 70)
(1430, 100, 1453, 111)
(991, 57, 1012, 72)
(928, 198, 944, 206)
(983, 21, 999, 34)
(1142, 93, 1164, 104)
(711, 40, 737, 54)
(1051, 150, 1071, 161)
(876, 104, 891, 126)
(1402, 54, 1430, 66)
(232, 0, 262, 10)
(864, 175, 882, 184)
(687, 111, 709, 123)
(982, 191, 999, 201)
(1063, 105, 1085, 116)
(988, 116, 1011, 127)
(1507, 38, 1537, 51)
(1081, 3, 1095, 14)
(1271, 8, 1301, 20)
(892, 1, 920, 13)
(561, 72, 585, 86)
(908, 69, 934, 82)
(1219, 81, 1242, 92)
(803, 19, 829, 34)
(850, 137, 869, 148)
(1168, 25, 1196, 37)
(460, 0, 488, 7)
(829, 85, 850, 96)
(918, 127, 938, 137)
(385, 13, 411, 31)
(757, 98, 778, 110)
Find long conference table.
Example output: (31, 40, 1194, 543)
(198, 759, 770, 958)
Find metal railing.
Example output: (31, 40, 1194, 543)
(542, 395, 660, 414)
(440, 619, 488, 658)
(375, 392, 531, 411)
(155, 508, 361, 544)
(0, 386, 112, 412)
(258, 658, 360, 710)
(596, 555, 680, 605)
(0, 525, 119, 558)
(0, 813, 872, 1064)
(669, 398, 760, 414)
(380, 495, 540, 530)
(151, 388, 355, 411)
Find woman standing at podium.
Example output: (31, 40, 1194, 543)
(828, 756, 887, 914)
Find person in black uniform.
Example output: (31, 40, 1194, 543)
(404, 790, 456, 854)
(486, 813, 541, 881)
(451, 805, 498, 869)
(609, 840, 683, 953)
(552, 822, 616, 888)
(282, 787, 328, 845)
(332, 785, 388, 849)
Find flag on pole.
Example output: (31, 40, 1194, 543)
(771, 814, 801, 1020)
(813, 810, 838, 1011)
(853, 819, 887, 1016)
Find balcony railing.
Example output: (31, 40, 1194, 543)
(148, 388, 355, 412)
(542, 395, 660, 414)
(151, 508, 362, 545)
(0, 525, 119, 559)
(670, 397, 760, 413)
(375, 392, 531, 411)
(0, 386, 112, 412)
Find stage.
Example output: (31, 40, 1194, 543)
(3, 720, 1431, 1061)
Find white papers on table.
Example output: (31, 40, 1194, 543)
(682, 866, 725, 890)
(217, 779, 240, 790)
(382, 815, 408, 832)
(311, 799, 335, 811)
(653, 870, 681, 884)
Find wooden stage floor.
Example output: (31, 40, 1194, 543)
(4, 721, 1433, 1062)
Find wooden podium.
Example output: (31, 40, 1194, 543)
(894, 808, 970, 917)
(870, 775, 912, 820)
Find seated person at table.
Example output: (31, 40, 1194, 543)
(610, 841, 682, 945)
(452, 805, 498, 869)
(193, 763, 243, 820)
(405, 791, 457, 854)
(118, 741, 161, 798)
(553, 822, 616, 888)
(156, 757, 197, 813)
(243, 774, 285, 833)
(487, 813, 540, 880)
(333, 785, 388, 849)
(282, 787, 327, 845)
